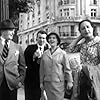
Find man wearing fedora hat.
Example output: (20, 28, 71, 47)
(0, 19, 26, 100)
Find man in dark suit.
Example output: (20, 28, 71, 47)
(24, 30, 49, 100)
(0, 19, 26, 100)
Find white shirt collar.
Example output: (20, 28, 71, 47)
(37, 44, 45, 50)
(1, 36, 5, 43)
(0, 36, 10, 47)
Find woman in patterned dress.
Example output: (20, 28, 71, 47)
(68, 19, 100, 100)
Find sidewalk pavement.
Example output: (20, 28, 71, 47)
(17, 88, 70, 100)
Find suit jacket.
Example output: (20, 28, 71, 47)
(24, 44, 49, 89)
(40, 47, 73, 83)
(0, 39, 26, 90)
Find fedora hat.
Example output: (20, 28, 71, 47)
(0, 19, 17, 30)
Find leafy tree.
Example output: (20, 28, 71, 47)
(9, 0, 33, 43)
(9, 0, 33, 28)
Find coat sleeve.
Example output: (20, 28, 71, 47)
(24, 46, 31, 67)
(63, 51, 73, 83)
(18, 45, 26, 84)
(40, 55, 45, 84)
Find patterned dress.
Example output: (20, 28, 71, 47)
(69, 36, 100, 100)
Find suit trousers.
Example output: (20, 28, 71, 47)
(0, 76, 17, 100)
(25, 84, 41, 100)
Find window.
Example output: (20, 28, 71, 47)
(45, 28, 48, 33)
(64, 0, 67, 4)
(32, 13, 35, 18)
(27, 12, 30, 20)
(66, 8, 69, 16)
(70, 8, 75, 16)
(45, 5, 49, 10)
(27, 23, 29, 28)
(91, 0, 97, 5)
(71, 0, 75, 4)
(32, 20, 34, 26)
(27, 16, 29, 20)
(64, 8, 71, 16)
(38, 4, 40, 15)
(45, 0, 49, 9)
(58, 0, 63, 6)
(60, 9, 63, 16)
(58, 26, 61, 36)
(93, 0, 97, 4)
(38, 10, 40, 15)
(26, 35, 29, 45)
(58, 25, 70, 37)
(38, 18, 40, 23)
(31, 33, 35, 43)
(64, 25, 69, 36)
(21, 20, 23, 23)
(32, 9, 35, 18)
(70, 25, 75, 36)
(62, 25, 69, 36)
(64, 9, 67, 16)
(91, 9, 96, 17)
(64, 0, 69, 4)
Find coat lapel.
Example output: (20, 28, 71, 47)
(0, 39, 3, 53)
(46, 49, 52, 59)
(52, 47, 61, 57)
(6, 41, 16, 63)
(44, 44, 49, 51)
(46, 47, 61, 59)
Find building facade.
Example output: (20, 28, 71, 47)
(0, 0, 9, 23)
(17, 0, 100, 50)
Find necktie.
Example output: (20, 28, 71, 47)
(1, 40, 9, 61)
(40, 47, 44, 54)
(39, 47, 42, 50)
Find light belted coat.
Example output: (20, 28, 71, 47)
(40, 47, 73, 83)
(0, 39, 26, 90)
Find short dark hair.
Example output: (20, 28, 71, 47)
(78, 19, 98, 36)
(37, 30, 47, 37)
(46, 32, 61, 45)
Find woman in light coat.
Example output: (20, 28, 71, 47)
(40, 32, 73, 100)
